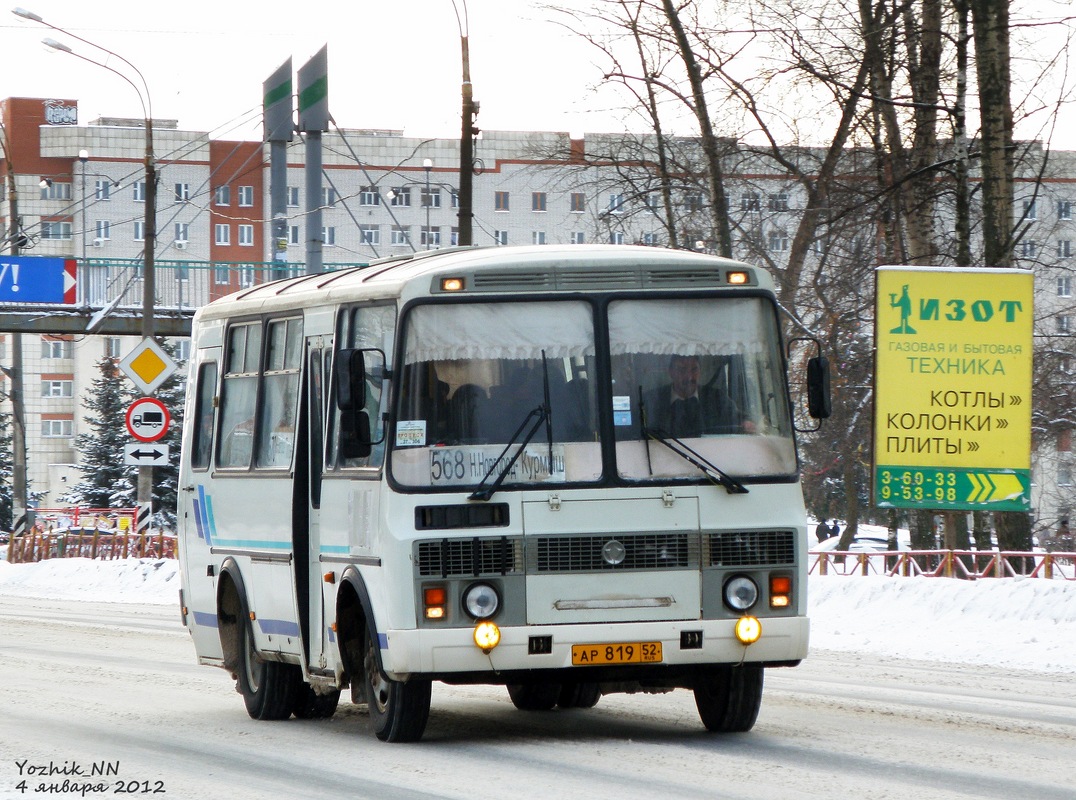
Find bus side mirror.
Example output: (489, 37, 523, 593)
(335, 349, 367, 412)
(340, 408, 372, 459)
(806, 356, 832, 419)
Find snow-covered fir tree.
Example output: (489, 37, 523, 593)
(0, 409, 13, 530)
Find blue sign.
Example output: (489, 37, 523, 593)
(0, 256, 77, 304)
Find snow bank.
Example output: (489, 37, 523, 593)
(2, 556, 1074, 672)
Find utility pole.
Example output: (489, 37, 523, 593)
(3, 143, 30, 537)
(458, 34, 477, 246)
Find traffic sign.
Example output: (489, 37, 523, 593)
(119, 338, 178, 395)
(0, 256, 77, 303)
(124, 443, 170, 467)
(126, 397, 171, 443)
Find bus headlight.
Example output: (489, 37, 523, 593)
(473, 621, 501, 653)
(462, 582, 500, 620)
(734, 616, 762, 645)
(724, 575, 759, 611)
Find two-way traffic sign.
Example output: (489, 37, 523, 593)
(124, 443, 170, 466)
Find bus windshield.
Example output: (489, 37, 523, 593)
(390, 295, 796, 490)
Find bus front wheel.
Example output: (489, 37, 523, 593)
(693, 664, 764, 732)
(237, 616, 298, 721)
(507, 683, 561, 711)
(363, 628, 431, 742)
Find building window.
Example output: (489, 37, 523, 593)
(287, 186, 300, 207)
(1058, 315, 1072, 334)
(608, 193, 625, 214)
(1059, 276, 1072, 298)
(1059, 240, 1072, 259)
(42, 419, 73, 438)
(684, 192, 704, 213)
(94, 180, 111, 201)
(495, 191, 510, 212)
(494, 230, 508, 245)
(132, 181, 146, 202)
(321, 187, 337, 207)
(238, 186, 254, 207)
(175, 223, 190, 243)
(40, 181, 72, 200)
(214, 264, 230, 285)
(215, 224, 231, 245)
(422, 187, 441, 208)
(768, 231, 789, 252)
(41, 221, 72, 240)
(741, 192, 761, 212)
(450, 226, 459, 246)
(322, 227, 336, 246)
(390, 187, 411, 207)
(768, 192, 790, 212)
(359, 225, 380, 245)
(1059, 200, 1073, 221)
(214, 186, 231, 206)
(359, 186, 380, 206)
(532, 231, 547, 245)
(105, 338, 122, 359)
(570, 193, 585, 213)
(1020, 240, 1037, 258)
(134, 221, 144, 242)
(532, 192, 547, 212)
(1023, 199, 1037, 221)
(94, 220, 111, 241)
(1060, 466, 1073, 486)
(391, 226, 410, 246)
(450, 191, 459, 209)
(609, 231, 626, 245)
(570, 231, 585, 244)
(288, 226, 301, 245)
(642, 232, 657, 245)
(644, 193, 660, 211)
(41, 338, 72, 359)
(238, 224, 254, 246)
(421, 227, 440, 248)
(42, 379, 73, 398)
(175, 183, 190, 202)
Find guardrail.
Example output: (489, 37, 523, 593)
(5, 530, 176, 563)
(809, 550, 1076, 580)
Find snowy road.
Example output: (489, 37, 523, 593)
(1, 596, 1073, 800)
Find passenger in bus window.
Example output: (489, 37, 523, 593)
(644, 355, 751, 437)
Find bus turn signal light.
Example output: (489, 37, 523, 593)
(770, 575, 792, 608)
(734, 616, 762, 645)
(424, 586, 447, 620)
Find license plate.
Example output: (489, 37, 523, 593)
(571, 642, 663, 666)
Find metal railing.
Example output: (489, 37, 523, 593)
(6, 529, 176, 562)
(810, 549, 1076, 580)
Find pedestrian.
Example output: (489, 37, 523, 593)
(815, 520, 832, 542)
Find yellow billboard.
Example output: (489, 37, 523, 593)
(873, 267, 1033, 511)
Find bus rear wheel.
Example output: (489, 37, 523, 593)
(291, 683, 341, 720)
(507, 682, 561, 711)
(237, 616, 298, 721)
(557, 681, 601, 709)
(693, 664, 764, 732)
(363, 628, 431, 742)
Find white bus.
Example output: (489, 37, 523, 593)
(177, 244, 829, 742)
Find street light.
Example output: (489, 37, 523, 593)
(423, 158, 433, 250)
(451, 0, 476, 246)
(17, 8, 158, 511)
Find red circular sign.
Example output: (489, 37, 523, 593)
(126, 397, 171, 443)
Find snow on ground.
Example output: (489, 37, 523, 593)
(2, 551, 1074, 674)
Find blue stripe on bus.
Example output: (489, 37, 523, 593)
(203, 489, 218, 544)
(379, 632, 388, 649)
(320, 544, 350, 554)
(192, 610, 218, 628)
(192, 497, 205, 541)
(258, 618, 301, 637)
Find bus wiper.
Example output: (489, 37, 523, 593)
(638, 389, 749, 495)
(468, 405, 549, 502)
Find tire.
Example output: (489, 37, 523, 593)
(507, 682, 562, 711)
(557, 682, 601, 710)
(364, 627, 431, 742)
(693, 665, 764, 733)
(291, 683, 341, 720)
(236, 615, 298, 721)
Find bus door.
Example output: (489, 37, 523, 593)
(297, 336, 332, 672)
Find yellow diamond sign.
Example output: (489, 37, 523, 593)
(119, 337, 177, 395)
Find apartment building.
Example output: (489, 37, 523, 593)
(2, 94, 1074, 531)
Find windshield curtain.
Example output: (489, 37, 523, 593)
(608, 297, 797, 481)
(391, 300, 602, 489)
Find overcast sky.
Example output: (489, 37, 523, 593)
(3, 0, 1074, 149)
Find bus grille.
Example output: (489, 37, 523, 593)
(707, 530, 796, 567)
(531, 532, 696, 572)
(416, 537, 524, 577)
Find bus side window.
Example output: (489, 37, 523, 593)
(191, 362, 218, 471)
(218, 322, 262, 468)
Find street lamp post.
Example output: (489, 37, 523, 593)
(78, 149, 88, 262)
(17, 8, 158, 511)
(451, 0, 476, 246)
(423, 158, 433, 249)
